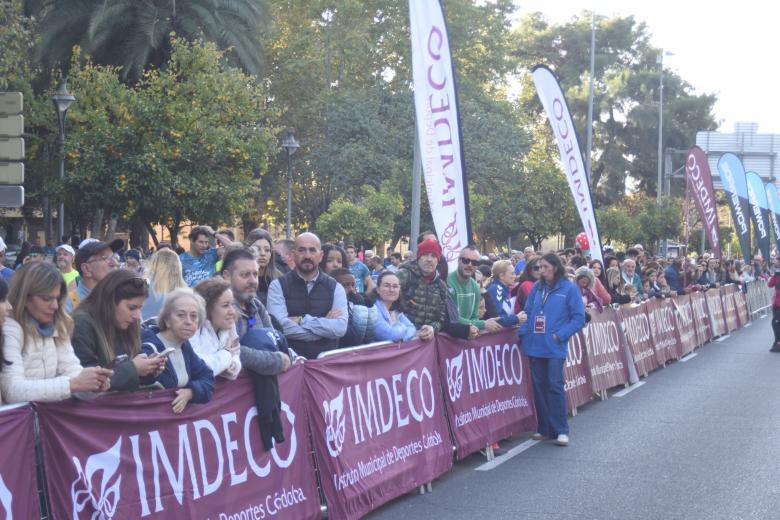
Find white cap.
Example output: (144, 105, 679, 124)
(633, 244, 644, 251)
(56, 244, 76, 256)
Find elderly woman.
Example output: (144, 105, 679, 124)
(1, 263, 112, 403)
(574, 266, 603, 313)
(518, 253, 585, 447)
(141, 288, 215, 413)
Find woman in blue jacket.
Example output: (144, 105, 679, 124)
(141, 288, 215, 413)
(518, 253, 585, 446)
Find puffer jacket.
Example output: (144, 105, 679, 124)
(0, 317, 83, 403)
(397, 261, 449, 332)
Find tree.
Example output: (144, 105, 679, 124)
(32, 0, 268, 81)
(316, 183, 402, 248)
(512, 12, 718, 203)
(63, 38, 277, 244)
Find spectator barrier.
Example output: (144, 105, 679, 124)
(1, 284, 761, 519)
(746, 279, 773, 317)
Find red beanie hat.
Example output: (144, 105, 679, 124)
(416, 239, 442, 260)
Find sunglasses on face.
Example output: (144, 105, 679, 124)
(459, 258, 479, 266)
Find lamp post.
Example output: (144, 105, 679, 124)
(281, 129, 299, 240)
(51, 79, 75, 243)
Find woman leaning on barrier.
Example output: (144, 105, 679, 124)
(768, 263, 780, 352)
(72, 270, 166, 392)
(0, 263, 113, 403)
(518, 253, 586, 447)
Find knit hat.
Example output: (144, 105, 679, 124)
(125, 249, 141, 262)
(416, 239, 441, 260)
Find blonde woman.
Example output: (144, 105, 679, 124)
(1, 263, 112, 403)
(486, 260, 522, 327)
(142, 249, 187, 320)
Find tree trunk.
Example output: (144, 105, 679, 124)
(91, 209, 104, 238)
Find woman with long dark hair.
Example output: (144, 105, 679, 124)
(72, 270, 165, 391)
(518, 253, 585, 447)
(588, 259, 611, 305)
(320, 244, 348, 275)
(245, 229, 281, 306)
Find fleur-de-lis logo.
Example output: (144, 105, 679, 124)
(71, 437, 123, 520)
(0, 474, 13, 519)
(323, 389, 346, 457)
(446, 351, 464, 402)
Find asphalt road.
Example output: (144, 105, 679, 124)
(367, 314, 779, 520)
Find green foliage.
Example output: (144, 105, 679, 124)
(0, 0, 34, 91)
(63, 38, 277, 243)
(316, 183, 402, 247)
(599, 195, 682, 249)
(33, 0, 269, 81)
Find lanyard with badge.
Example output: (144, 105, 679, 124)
(534, 285, 552, 333)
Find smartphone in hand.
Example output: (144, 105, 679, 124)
(107, 354, 129, 369)
(153, 347, 176, 359)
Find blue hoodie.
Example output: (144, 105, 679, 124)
(141, 327, 215, 404)
(518, 278, 586, 359)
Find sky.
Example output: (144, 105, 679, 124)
(513, 0, 780, 135)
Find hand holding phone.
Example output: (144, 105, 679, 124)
(107, 354, 129, 369)
(153, 347, 176, 359)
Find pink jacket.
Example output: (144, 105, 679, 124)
(594, 278, 612, 306)
(768, 274, 780, 307)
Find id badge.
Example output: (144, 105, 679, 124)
(534, 315, 546, 333)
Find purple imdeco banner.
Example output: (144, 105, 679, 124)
(690, 291, 713, 343)
(686, 146, 722, 258)
(564, 330, 594, 412)
(438, 329, 536, 459)
(721, 285, 740, 333)
(705, 288, 726, 337)
(646, 299, 681, 363)
(619, 304, 659, 376)
(671, 295, 700, 356)
(582, 308, 629, 392)
(734, 288, 751, 327)
(304, 341, 453, 520)
(0, 404, 40, 519)
(37, 367, 320, 520)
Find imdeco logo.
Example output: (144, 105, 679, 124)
(323, 389, 347, 457)
(446, 351, 464, 401)
(70, 438, 123, 520)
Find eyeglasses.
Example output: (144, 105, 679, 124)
(459, 258, 479, 266)
(87, 253, 114, 264)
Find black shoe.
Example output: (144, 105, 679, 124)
(770, 343, 780, 353)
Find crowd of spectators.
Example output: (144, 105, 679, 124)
(0, 229, 773, 431)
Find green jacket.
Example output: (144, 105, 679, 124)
(447, 271, 486, 330)
(397, 261, 449, 332)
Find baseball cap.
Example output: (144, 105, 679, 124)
(75, 238, 125, 274)
(56, 244, 75, 256)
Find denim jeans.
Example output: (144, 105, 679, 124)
(529, 356, 568, 437)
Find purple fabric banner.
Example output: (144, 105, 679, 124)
(705, 288, 726, 337)
(619, 304, 659, 376)
(690, 291, 713, 343)
(582, 308, 629, 392)
(438, 329, 536, 459)
(304, 341, 453, 520)
(734, 288, 751, 327)
(721, 285, 740, 333)
(564, 330, 594, 412)
(686, 146, 722, 258)
(37, 367, 321, 520)
(646, 299, 681, 363)
(0, 404, 39, 519)
(671, 295, 700, 355)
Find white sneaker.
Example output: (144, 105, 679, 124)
(531, 433, 547, 441)
(555, 434, 569, 446)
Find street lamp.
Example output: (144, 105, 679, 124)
(281, 129, 299, 240)
(51, 79, 75, 243)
